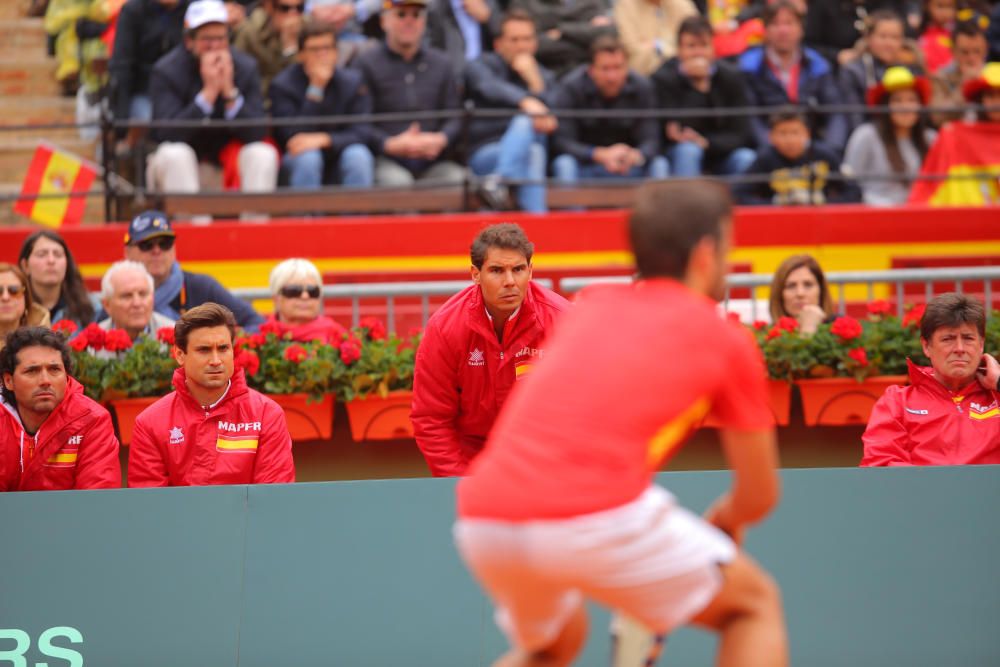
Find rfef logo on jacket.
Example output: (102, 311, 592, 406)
(216, 421, 262, 453)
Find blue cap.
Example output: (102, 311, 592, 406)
(124, 210, 174, 246)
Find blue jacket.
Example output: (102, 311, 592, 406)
(738, 46, 848, 154)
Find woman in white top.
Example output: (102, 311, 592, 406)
(844, 66, 938, 206)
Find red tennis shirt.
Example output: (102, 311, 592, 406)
(457, 279, 773, 521)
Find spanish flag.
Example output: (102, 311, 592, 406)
(908, 122, 1000, 206)
(13, 143, 98, 228)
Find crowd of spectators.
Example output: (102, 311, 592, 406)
(26, 0, 997, 210)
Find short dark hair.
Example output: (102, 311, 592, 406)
(953, 18, 986, 43)
(629, 180, 731, 279)
(677, 15, 713, 41)
(0, 327, 73, 405)
(762, 0, 803, 27)
(470, 223, 534, 269)
(499, 8, 535, 35)
(920, 293, 986, 341)
(866, 9, 904, 36)
(299, 19, 337, 51)
(590, 34, 626, 63)
(174, 303, 237, 353)
(769, 109, 808, 129)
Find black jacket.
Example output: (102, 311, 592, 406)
(551, 65, 661, 162)
(651, 58, 752, 167)
(149, 44, 268, 160)
(804, 0, 915, 67)
(427, 0, 502, 75)
(464, 52, 557, 152)
(509, 0, 614, 76)
(175, 270, 263, 333)
(108, 0, 188, 123)
(269, 64, 372, 156)
(735, 143, 861, 206)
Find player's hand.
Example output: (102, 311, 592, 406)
(704, 495, 746, 547)
(977, 353, 1000, 392)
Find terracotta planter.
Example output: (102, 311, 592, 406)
(345, 390, 414, 441)
(796, 376, 907, 426)
(110, 396, 160, 446)
(268, 393, 335, 442)
(702, 380, 792, 428)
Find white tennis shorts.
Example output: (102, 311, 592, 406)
(454, 485, 736, 651)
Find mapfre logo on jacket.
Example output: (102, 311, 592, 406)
(216, 420, 262, 453)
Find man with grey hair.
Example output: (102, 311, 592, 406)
(99, 261, 176, 341)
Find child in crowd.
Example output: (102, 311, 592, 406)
(736, 111, 861, 206)
(844, 66, 937, 206)
(919, 0, 958, 72)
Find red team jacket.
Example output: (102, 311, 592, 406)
(0, 377, 121, 491)
(861, 360, 1000, 466)
(128, 368, 295, 486)
(411, 282, 570, 476)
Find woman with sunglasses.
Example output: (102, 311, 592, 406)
(18, 230, 97, 330)
(0, 264, 51, 352)
(265, 258, 347, 343)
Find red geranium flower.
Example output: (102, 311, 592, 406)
(830, 316, 863, 341)
(752, 320, 769, 331)
(867, 300, 892, 316)
(359, 316, 387, 341)
(284, 344, 308, 363)
(80, 323, 106, 350)
(766, 327, 783, 341)
(156, 327, 175, 346)
(259, 320, 283, 337)
(68, 335, 89, 352)
(776, 317, 799, 332)
(902, 303, 926, 328)
(52, 319, 78, 336)
(340, 339, 361, 365)
(236, 349, 260, 376)
(725, 312, 742, 325)
(104, 329, 133, 352)
(847, 347, 869, 367)
(406, 326, 423, 339)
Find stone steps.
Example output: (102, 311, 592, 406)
(0, 136, 99, 183)
(0, 56, 61, 96)
(0, 18, 48, 57)
(0, 0, 34, 21)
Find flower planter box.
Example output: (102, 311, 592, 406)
(268, 393, 335, 442)
(702, 380, 792, 428)
(110, 396, 160, 446)
(796, 375, 907, 426)
(345, 391, 414, 442)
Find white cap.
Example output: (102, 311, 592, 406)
(185, 0, 228, 31)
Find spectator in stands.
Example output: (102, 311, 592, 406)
(862, 293, 1000, 466)
(352, 0, 466, 186)
(264, 258, 347, 343)
(0, 265, 50, 353)
(804, 0, 916, 69)
(839, 10, 912, 130)
(766, 253, 834, 335)
(18, 230, 96, 329)
(146, 0, 279, 197)
(269, 21, 375, 189)
(739, 0, 849, 155)
(465, 9, 558, 212)
(551, 36, 670, 184)
(123, 210, 264, 332)
(918, 0, 958, 73)
(931, 19, 989, 125)
(736, 110, 861, 206)
(307, 0, 376, 62)
(427, 0, 502, 74)
(962, 60, 1000, 121)
(0, 327, 121, 491)
(510, 0, 615, 76)
(990, 4, 1000, 61)
(98, 261, 176, 341)
(705, 0, 766, 59)
(651, 15, 756, 177)
(233, 0, 304, 96)
(44, 0, 117, 95)
(614, 0, 699, 77)
(129, 303, 296, 486)
(109, 0, 188, 143)
(411, 223, 570, 477)
(224, 0, 255, 28)
(845, 67, 937, 206)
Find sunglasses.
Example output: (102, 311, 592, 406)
(394, 8, 425, 18)
(276, 2, 305, 12)
(0, 284, 25, 297)
(280, 284, 321, 299)
(136, 236, 176, 252)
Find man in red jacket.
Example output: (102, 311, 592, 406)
(128, 302, 295, 486)
(862, 293, 1000, 466)
(411, 223, 570, 477)
(1, 327, 121, 491)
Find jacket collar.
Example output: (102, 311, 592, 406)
(466, 281, 541, 345)
(0, 376, 87, 436)
(907, 358, 983, 398)
(172, 366, 249, 411)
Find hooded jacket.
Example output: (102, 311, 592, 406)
(128, 367, 295, 486)
(0, 376, 121, 491)
(861, 360, 1000, 467)
(410, 281, 570, 477)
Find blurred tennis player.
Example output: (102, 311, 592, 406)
(454, 180, 788, 667)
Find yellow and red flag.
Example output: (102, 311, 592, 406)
(13, 143, 98, 228)
(908, 122, 1000, 206)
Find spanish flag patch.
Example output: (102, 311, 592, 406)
(514, 361, 534, 379)
(216, 435, 259, 453)
(45, 451, 78, 467)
